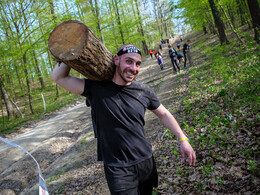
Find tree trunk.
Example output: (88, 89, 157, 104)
(246, 0, 260, 43)
(216, 0, 244, 44)
(63, 0, 69, 13)
(0, 97, 5, 127)
(23, 54, 34, 114)
(208, 0, 229, 45)
(227, 3, 235, 28)
(32, 50, 45, 90)
(48, 0, 60, 96)
(48, 20, 115, 81)
(0, 75, 16, 118)
(106, 0, 119, 49)
(75, 2, 84, 21)
(236, 0, 245, 25)
(95, 0, 104, 44)
(89, 0, 105, 44)
(113, 0, 125, 44)
(159, 2, 164, 38)
(49, 0, 57, 25)
(203, 26, 208, 34)
(154, 0, 163, 39)
(205, 6, 217, 34)
(134, 0, 148, 54)
(164, 18, 168, 37)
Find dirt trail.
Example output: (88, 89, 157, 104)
(0, 37, 182, 195)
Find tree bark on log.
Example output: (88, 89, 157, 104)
(48, 20, 115, 81)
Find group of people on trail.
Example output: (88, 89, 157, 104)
(170, 39, 192, 73)
(51, 43, 196, 195)
(154, 38, 192, 74)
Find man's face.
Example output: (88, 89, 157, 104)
(114, 53, 142, 85)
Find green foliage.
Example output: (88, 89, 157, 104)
(177, 0, 253, 35)
(177, 0, 209, 30)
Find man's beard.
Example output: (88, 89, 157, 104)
(117, 62, 136, 83)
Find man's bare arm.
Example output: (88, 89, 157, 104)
(50, 62, 85, 95)
(152, 104, 196, 166)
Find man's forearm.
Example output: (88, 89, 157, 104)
(152, 105, 187, 140)
(153, 105, 196, 166)
(160, 111, 187, 140)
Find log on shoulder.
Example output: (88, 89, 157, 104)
(48, 20, 115, 81)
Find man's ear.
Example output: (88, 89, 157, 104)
(114, 55, 119, 66)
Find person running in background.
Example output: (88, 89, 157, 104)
(156, 52, 164, 70)
(183, 39, 193, 69)
(168, 45, 180, 74)
(180, 35, 183, 42)
(149, 49, 153, 58)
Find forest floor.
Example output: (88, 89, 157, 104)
(0, 30, 259, 195)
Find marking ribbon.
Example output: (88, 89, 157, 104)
(0, 136, 49, 195)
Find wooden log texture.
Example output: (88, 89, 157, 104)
(48, 20, 115, 81)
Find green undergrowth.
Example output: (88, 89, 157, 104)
(157, 31, 259, 193)
(181, 34, 259, 192)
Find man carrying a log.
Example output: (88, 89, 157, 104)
(51, 44, 196, 195)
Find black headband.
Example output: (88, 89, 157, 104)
(117, 46, 142, 56)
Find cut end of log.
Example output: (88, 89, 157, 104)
(48, 20, 115, 81)
(48, 20, 88, 61)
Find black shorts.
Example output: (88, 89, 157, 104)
(104, 157, 158, 195)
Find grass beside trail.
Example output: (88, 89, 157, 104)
(153, 29, 259, 194)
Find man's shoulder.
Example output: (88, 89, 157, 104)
(84, 79, 111, 89)
(85, 79, 109, 84)
(132, 81, 153, 92)
(132, 81, 147, 87)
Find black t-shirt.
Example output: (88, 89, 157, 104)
(81, 80, 160, 167)
(183, 43, 190, 53)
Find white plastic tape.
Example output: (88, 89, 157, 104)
(0, 137, 49, 195)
